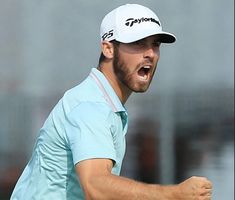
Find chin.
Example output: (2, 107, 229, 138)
(132, 85, 149, 93)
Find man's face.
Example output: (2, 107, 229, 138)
(113, 35, 161, 93)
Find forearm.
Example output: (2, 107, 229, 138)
(85, 174, 180, 200)
(77, 159, 212, 199)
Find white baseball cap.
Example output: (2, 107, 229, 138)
(100, 4, 176, 44)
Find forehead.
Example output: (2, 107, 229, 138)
(117, 35, 161, 53)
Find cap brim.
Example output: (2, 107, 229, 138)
(156, 31, 176, 43)
(116, 29, 176, 44)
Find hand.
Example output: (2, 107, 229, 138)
(178, 176, 213, 200)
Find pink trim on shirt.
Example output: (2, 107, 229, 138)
(90, 71, 118, 112)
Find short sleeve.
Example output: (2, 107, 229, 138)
(64, 102, 117, 165)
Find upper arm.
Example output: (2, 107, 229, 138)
(75, 158, 113, 198)
(65, 102, 117, 165)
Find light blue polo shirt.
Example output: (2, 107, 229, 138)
(10, 68, 128, 200)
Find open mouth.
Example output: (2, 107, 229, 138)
(137, 66, 151, 81)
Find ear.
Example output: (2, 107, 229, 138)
(101, 41, 114, 59)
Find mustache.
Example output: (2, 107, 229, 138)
(139, 58, 154, 66)
(137, 60, 155, 70)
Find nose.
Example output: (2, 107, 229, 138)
(143, 45, 159, 60)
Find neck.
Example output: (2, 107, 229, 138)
(97, 65, 132, 104)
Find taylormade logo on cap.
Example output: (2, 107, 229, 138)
(125, 17, 160, 27)
(100, 4, 176, 43)
(101, 16, 160, 41)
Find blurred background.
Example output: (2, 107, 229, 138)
(0, 0, 234, 199)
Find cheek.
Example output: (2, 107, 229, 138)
(155, 54, 160, 63)
(156, 49, 160, 60)
(119, 52, 142, 68)
(152, 51, 160, 65)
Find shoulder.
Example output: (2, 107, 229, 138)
(66, 101, 115, 126)
(58, 76, 106, 116)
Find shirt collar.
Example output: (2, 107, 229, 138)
(89, 68, 127, 113)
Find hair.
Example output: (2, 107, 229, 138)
(98, 52, 106, 66)
(98, 40, 120, 66)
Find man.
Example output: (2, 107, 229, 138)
(11, 4, 212, 200)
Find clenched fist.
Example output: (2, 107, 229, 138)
(178, 176, 213, 200)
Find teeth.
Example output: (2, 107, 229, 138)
(143, 66, 150, 69)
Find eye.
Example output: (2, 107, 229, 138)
(153, 41, 161, 47)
